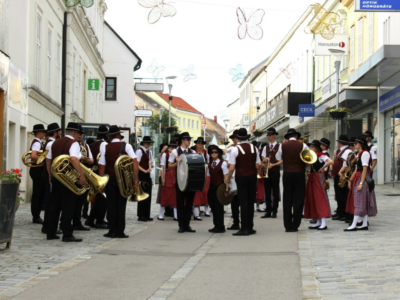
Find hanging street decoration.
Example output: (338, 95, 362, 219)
(147, 59, 165, 77)
(305, 3, 341, 40)
(138, 0, 177, 24)
(236, 7, 265, 40)
(279, 63, 298, 79)
(180, 65, 197, 82)
(65, 0, 94, 8)
(229, 64, 245, 82)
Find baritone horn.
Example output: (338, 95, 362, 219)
(300, 149, 317, 165)
(115, 155, 149, 202)
(22, 150, 49, 168)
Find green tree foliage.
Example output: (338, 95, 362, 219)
(142, 111, 180, 143)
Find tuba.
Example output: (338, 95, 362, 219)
(300, 149, 317, 164)
(22, 150, 49, 168)
(114, 155, 149, 202)
(93, 152, 101, 172)
(298, 134, 311, 144)
(51, 155, 109, 202)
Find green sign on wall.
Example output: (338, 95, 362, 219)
(88, 79, 100, 91)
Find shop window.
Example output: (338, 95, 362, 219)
(358, 18, 363, 65)
(369, 12, 374, 56)
(36, 13, 42, 88)
(350, 26, 355, 70)
(105, 77, 117, 100)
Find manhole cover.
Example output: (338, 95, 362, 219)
(383, 194, 400, 197)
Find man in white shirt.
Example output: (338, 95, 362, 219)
(136, 136, 155, 222)
(99, 126, 139, 239)
(363, 131, 377, 174)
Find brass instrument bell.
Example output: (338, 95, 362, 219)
(300, 149, 318, 165)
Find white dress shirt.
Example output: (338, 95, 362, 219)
(322, 150, 329, 171)
(275, 138, 309, 161)
(160, 153, 168, 166)
(31, 138, 43, 152)
(98, 138, 136, 166)
(136, 146, 155, 165)
(228, 141, 261, 165)
(368, 143, 378, 160)
(81, 142, 93, 159)
(45, 137, 55, 151)
(261, 142, 278, 158)
(168, 146, 193, 164)
(47, 135, 81, 159)
(359, 151, 371, 167)
(339, 145, 352, 161)
(207, 159, 229, 176)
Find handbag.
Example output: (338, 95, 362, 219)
(366, 178, 375, 192)
(323, 181, 330, 190)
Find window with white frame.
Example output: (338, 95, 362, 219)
(47, 27, 52, 96)
(383, 17, 390, 45)
(36, 13, 42, 88)
(57, 40, 61, 104)
(178, 117, 181, 126)
(369, 13, 374, 56)
(350, 26, 355, 70)
(79, 60, 83, 117)
(358, 18, 363, 65)
(72, 53, 76, 111)
(196, 121, 199, 130)
(183, 118, 186, 128)
(316, 58, 319, 88)
(192, 120, 194, 129)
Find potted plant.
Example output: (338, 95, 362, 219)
(253, 129, 263, 137)
(165, 126, 178, 134)
(0, 168, 23, 249)
(325, 106, 352, 127)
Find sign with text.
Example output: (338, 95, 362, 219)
(134, 82, 164, 92)
(134, 109, 153, 117)
(356, 0, 400, 11)
(379, 85, 400, 112)
(299, 104, 315, 117)
(88, 79, 100, 91)
(315, 35, 349, 56)
(321, 72, 337, 102)
(242, 114, 250, 126)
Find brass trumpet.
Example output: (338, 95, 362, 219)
(264, 157, 270, 178)
(22, 150, 49, 168)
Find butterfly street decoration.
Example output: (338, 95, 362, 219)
(65, 0, 93, 8)
(147, 59, 165, 77)
(229, 64, 245, 82)
(138, 0, 177, 24)
(305, 4, 340, 40)
(236, 8, 265, 40)
(180, 65, 197, 82)
(279, 63, 298, 79)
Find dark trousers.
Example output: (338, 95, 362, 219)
(176, 183, 195, 229)
(264, 170, 280, 215)
(282, 172, 305, 231)
(29, 168, 46, 219)
(87, 193, 107, 224)
(208, 184, 225, 230)
(236, 175, 257, 231)
(137, 173, 152, 219)
(42, 174, 51, 231)
(231, 195, 240, 225)
(334, 175, 349, 217)
(73, 191, 88, 226)
(48, 178, 77, 237)
(105, 176, 127, 235)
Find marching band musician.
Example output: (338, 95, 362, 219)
(168, 132, 197, 233)
(99, 125, 139, 239)
(227, 128, 261, 236)
(72, 126, 93, 231)
(304, 140, 333, 230)
(275, 128, 308, 233)
(136, 136, 155, 222)
(344, 136, 377, 231)
(331, 135, 353, 222)
(46, 122, 86, 242)
(85, 125, 109, 229)
(261, 127, 282, 219)
(362, 131, 378, 175)
(159, 140, 178, 221)
(253, 141, 265, 213)
(193, 137, 210, 220)
(207, 145, 229, 233)
(344, 137, 357, 224)
(41, 123, 62, 234)
(29, 124, 47, 225)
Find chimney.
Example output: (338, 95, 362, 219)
(214, 116, 217, 123)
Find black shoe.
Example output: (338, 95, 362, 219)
(41, 227, 47, 234)
(147, 217, 154, 221)
(318, 226, 328, 230)
(227, 224, 240, 230)
(138, 217, 148, 222)
(193, 216, 202, 221)
(261, 213, 271, 219)
(164, 212, 171, 217)
(332, 216, 343, 221)
(343, 228, 357, 232)
(209, 228, 226, 233)
(32, 218, 44, 224)
(331, 213, 339, 218)
(233, 230, 249, 236)
(173, 218, 178, 221)
(47, 235, 60, 240)
(116, 233, 129, 238)
(185, 226, 196, 233)
(339, 217, 347, 221)
(62, 235, 82, 242)
(256, 209, 265, 212)
(178, 227, 185, 233)
(308, 226, 320, 230)
(249, 229, 256, 235)
(85, 219, 96, 228)
(73, 225, 90, 231)
(346, 219, 352, 224)
(309, 219, 317, 224)
(103, 232, 116, 238)
(204, 214, 211, 217)
(285, 229, 293, 232)
(157, 217, 165, 221)
(271, 213, 277, 218)
(95, 223, 108, 229)
(356, 226, 368, 231)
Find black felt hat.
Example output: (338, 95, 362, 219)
(236, 128, 250, 140)
(107, 125, 125, 140)
(362, 130, 374, 139)
(179, 132, 192, 140)
(284, 128, 301, 140)
(307, 140, 322, 149)
(168, 140, 178, 147)
(193, 137, 207, 144)
(349, 137, 356, 146)
(86, 138, 95, 145)
(142, 136, 155, 144)
(46, 123, 62, 133)
(97, 125, 109, 134)
(355, 135, 368, 145)
(266, 127, 279, 136)
(172, 134, 181, 141)
(229, 130, 239, 139)
(78, 125, 85, 135)
(320, 138, 330, 148)
(208, 145, 223, 155)
(337, 134, 349, 144)
(32, 124, 46, 133)
(66, 122, 80, 132)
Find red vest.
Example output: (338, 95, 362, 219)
(90, 140, 104, 169)
(139, 148, 150, 170)
(235, 143, 257, 178)
(30, 139, 44, 151)
(264, 143, 280, 173)
(51, 137, 75, 163)
(209, 160, 224, 186)
(331, 147, 349, 178)
(281, 140, 305, 173)
(105, 142, 127, 176)
(177, 147, 193, 155)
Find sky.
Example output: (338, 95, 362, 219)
(105, 0, 317, 125)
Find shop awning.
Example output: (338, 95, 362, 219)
(349, 45, 400, 87)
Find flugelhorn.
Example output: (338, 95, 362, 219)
(22, 150, 49, 168)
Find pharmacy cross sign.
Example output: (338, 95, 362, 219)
(88, 79, 100, 91)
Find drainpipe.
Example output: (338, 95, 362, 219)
(61, 12, 67, 135)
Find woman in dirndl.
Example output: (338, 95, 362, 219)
(304, 140, 333, 230)
(158, 140, 178, 221)
(192, 137, 210, 220)
(343, 137, 357, 224)
(344, 136, 377, 232)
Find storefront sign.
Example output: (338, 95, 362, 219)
(299, 104, 315, 117)
(8, 63, 28, 115)
(242, 114, 250, 126)
(315, 35, 349, 56)
(134, 82, 164, 92)
(0, 51, 9, 92)
(257, 95, 287, 129)
(88, 79, 100, 91)
(379, 84, 400, 112)
(134, 109, 153, 117)
(321, 73, 337, 102)
(355, 0, 400, 11)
